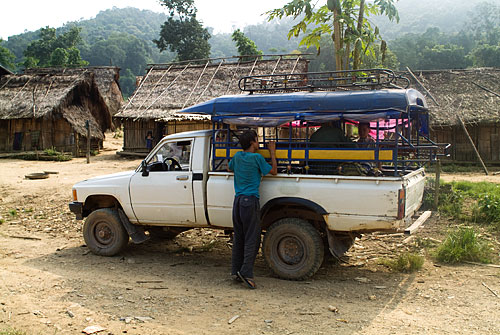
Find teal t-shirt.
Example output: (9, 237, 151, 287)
(229, 151, 272, 198)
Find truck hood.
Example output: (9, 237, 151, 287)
(74, 171, 135, 187)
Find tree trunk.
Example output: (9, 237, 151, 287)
(353, 0, 365, 70)
(333, 8, 343, 71)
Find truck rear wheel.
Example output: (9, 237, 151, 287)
(83, 208, 129, 256)
(263, 218, 324, 280)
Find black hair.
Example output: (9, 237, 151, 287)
(358, 122, 370, 128)
(239, 130, 258, 150)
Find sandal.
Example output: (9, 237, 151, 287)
(237, 271, 256, 289)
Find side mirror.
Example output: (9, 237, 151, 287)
(141, 160, 149, 177)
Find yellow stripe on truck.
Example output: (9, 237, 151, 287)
(215, 148, 393, 161)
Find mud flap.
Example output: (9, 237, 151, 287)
(326, 229, 357, 260)
(118, 209, 150, 244)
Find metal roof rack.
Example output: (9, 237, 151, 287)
(238, 68, 410, 93)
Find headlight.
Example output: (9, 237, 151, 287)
(72, 189, 78, 201)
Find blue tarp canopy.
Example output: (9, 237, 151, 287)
(179, 89, 428, 126)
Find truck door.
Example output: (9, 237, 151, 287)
(129, 139, 196, 224)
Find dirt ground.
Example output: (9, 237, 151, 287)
(1, 135, 499, 335)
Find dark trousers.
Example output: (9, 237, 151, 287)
(232, 195, 261, 278)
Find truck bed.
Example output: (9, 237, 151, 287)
(206, 168, 425, 232)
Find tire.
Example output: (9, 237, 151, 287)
(83, 208, 129, 256)
(263, 218, 324, 280)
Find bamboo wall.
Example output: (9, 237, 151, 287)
(121, 118, 211, 152)
(432, 123, 500, 163)
(0, 118, 101, 156)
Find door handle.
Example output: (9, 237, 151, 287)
(176, 175, 189, 181)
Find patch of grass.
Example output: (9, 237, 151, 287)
(8, 209, 17, 217)
(43, 147, 72, 161)
(476, 194, 500, 227)
(113, 128, 123, 138)
(415, 237, 440, 249)
(0, 327, 26, 335)
(0, 218, 5, 224)
(437, 183, 464, 219)
(435, 227, 493, 264)
(19, 148, 72, 162)
(432, 163, 485, 173)
(380, 252, 424, 273)
(43, 147, 59, 156)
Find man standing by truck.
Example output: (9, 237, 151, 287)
(228, 130, 277, 289)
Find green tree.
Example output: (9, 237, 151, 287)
(469, 44, 500, 67)
(86, 33, 152, 96)
(468, 1, 500, 45)
(49, 48, 68, 66)
(231, 29, 263, 61)
(0, 39, 15, 70)
(267, 0, 399, 71)
(23, 26, 88, 68)
(67, 47, 87, 67)
(419, 44, 471, 69)
(154, 0, 211, 61)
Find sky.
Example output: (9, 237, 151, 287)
(1, 0, 295, 40)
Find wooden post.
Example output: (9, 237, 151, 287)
(86, 120, 90, 164)
(434, 159, 441, 211)
(458, 116, 488, 175)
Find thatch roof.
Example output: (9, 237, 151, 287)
(403, 68, 500, 126)
(25, 66, 123, 115)
(116, 55, 309, 122)
(0, 68, 111, 139)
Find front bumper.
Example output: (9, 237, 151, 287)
(69, 202, 83, 220)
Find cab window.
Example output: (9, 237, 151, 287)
(148, 140, 192, 171)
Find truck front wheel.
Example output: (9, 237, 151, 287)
(83, 208, 129, 256)
(263, 218, 324, 280)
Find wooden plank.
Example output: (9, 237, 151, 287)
(434, 160, 441, 210)
(458, 115, 489, 175)
(404, 210, 432, 235)
(472, 81, 500, 98)
(406, 67, 440, 106)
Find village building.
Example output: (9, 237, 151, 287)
(0, 67, 120, 156)
(405, 68, 500, 163)
(114, 55, 309, 155)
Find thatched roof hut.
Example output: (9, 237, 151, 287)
(0, 68, 113, 155)
(25, 66, 123, 116)
(404, 68, 500, 162)
(115, 55, 309, 155)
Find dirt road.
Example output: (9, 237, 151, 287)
(1, 136, 499, 334)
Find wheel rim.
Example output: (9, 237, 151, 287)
(277, 235, 305, 265)
(94, 221, 114, 246)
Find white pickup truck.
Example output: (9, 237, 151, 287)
(70, 129, 426, 280)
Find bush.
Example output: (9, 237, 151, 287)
(435, 227, 493, 264)
(438, 184, 464, 218)
(42, 147, 72, 161)
(477, 194, 500, 225)
(381, 252, 424, 273)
